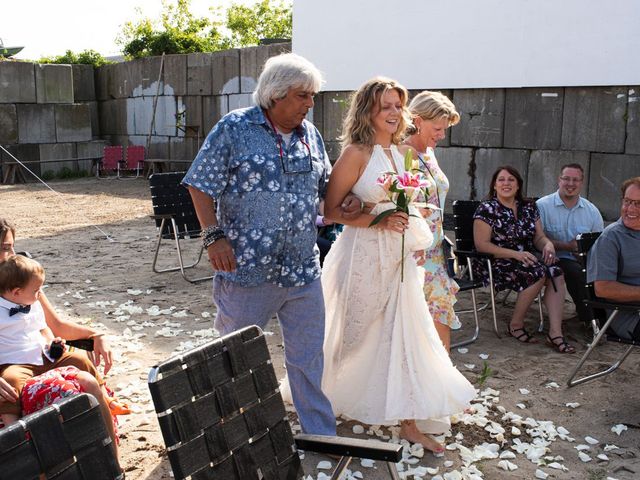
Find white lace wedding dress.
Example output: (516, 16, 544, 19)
(321, 145, 476, 432)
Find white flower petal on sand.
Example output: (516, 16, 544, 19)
(201, 311, 211, 318)
(443, 471, 463, 480)
(603, 444, 620, 452)
(352, 425, 365, 434)
(352, 471, 363, 479)
(464, 364, 476, 369)
(316, 460, 332, 470)
(547, 462, 568, 471)
(545, 382, 560, 389)
(172, 310, 189, 318)
(511, 427, 521, 436)
(360, 459, 375, 468)
(575, 444, 590, 451)
(597, 454, 609, 461)
(611, 424, 628, 436)
(499, 451, 516, 459)
(578, 452, 592, 462)
(425, 466, 439, 475)
(443, 460, 454, 468)
(497, 460, 518, 471)
(519, 388, 530, 395)
(317, 473, 331, 480)
(556, 426, 570, 436)
(565, 402, 581, 408)
(535, 469, 549, 479)
(516, 403, 526, 410)
(457, 347, 469, 354)
(127, 289, 143, 295)
(585, 436, 599, 445)
(478, 353, 489, 360)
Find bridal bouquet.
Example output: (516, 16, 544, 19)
(370, 150, 435, 281)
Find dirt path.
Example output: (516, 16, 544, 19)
(1, 177, 638, 480)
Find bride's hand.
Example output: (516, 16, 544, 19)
(378, 212, 409, 233)
(413, 249, 426, 266)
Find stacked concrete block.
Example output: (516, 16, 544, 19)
(561, 87, 627, 153)
(177, 96, 203, 138)
(187, 53, 214, 96)
(39, 142, 76, 175)
(77, 140, 107, 172)
(17, 104, 56, 144)
(35, 64, 73, 104)
(526, 150, 590, 199)
(321, 92, 350, 143)
(452, 89, 505, 148)
(473, 149, 530, 197)
(228, 93, 253, 111)
(0, 62, 36, 103)
(0, 104, 18, 144)
(202, 96, 229, 135)
(99, 98, 129, 136)
(212, 49, 241, 94)
(504, 88, 563, 149)
(71, 65, 96, 102)
(163, 55, 188, 96)
(625, 87, 640, 154)
(433, 147, 474, 207)
(0, 144, 40, 182)
(324, 141, 341, 164)
(589, 153, 640, 220)
(170, 137, 199, 161)
(240, 43, 291, 93)
(55, 104, 92, 142)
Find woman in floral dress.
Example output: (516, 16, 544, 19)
(473, 166, 575, 353)
(404, 91, 461, 352)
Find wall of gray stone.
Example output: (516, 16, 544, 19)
(3, 44, 638, 220)
(0, 62, 106, 178)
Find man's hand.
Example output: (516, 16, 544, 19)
(89, 335, 113, 375)
(0, 378, 18, 403)
(341, 194, 363, 220)
(207, 238, 237, 272)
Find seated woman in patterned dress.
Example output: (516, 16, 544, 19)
(472, 166, 575, 353)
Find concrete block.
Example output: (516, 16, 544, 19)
(141, 56, 164, 93)
(0, 62, 36, 103)
(0, 104, 18, 144)
(312, 93, 324, 134)
(98, 99, 128, 136)
(71, 64, 96, 102)
(132, 96, 177, 137)
(433, 147, 474, 208)
(451, 89, 505, 147)
(527, 150, 591, 199)
(39, 143, 77, 176)
(170, 137, 199, 160)
(145, 136, 170, 159)
(0, 144, 40, 183)
(324, 141, 341, 164)
(625, 86, 640, 154)
(77, 140, 107, 172)
(322, 91, 350, 142)
(55, 104, 92, 142)
(589, 153, 640, 220)
(35, 64, 73, 104)
(187, 53, 213, 96)
(239, 43, 290, 94)
(561, 87, 627, 153)
(163, 54, 187, 96)
(504, 88, 563, 149)
(473, 148, 530, 198)
(212, 49, 240, 94)
(176, 96, 203, 138)
(228, 93, 253, 111)
(17, 104, 56, 143)
(107, 61, 136, 99)
(95, 63, 114, 101)
(86, 101, 100, 138)
(202, 95, 229, 135)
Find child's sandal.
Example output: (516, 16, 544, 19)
(108, 398, 132, 415)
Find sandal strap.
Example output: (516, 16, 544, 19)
(548, 335, 575, 352)
(510, 327, 533, 342)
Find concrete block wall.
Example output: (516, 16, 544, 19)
(0, 61, 98, 181)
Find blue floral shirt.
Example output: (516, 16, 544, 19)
(183, 106, 331, 287)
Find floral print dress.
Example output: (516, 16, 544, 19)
(472, 199, 563, 292)
(420, 149, 461, 329)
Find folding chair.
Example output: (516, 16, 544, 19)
(123, 145, 145, 178)
(451, 200, 544, 346)
(98, 146, 123, 178)
(567, 232, 640, 387)
(148, 325, 403, 480)
(149, 172, 213, 283)
(0, 393, 122, 480)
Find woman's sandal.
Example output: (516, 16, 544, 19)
(546, 335, 576, 354)
(108, 397, 132, 415)
(507, 327, 538, 344)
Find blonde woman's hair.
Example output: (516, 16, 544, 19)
(408, 90, 460, 127)
(340, 77, 411, 150)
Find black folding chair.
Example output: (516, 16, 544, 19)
(451, 200, 544, 345)
(149, 172, 213, 283)
(567, 232, 640, 387)
(0, 393, 122, 480)
(148, 325, 403, 480)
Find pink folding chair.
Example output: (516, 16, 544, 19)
(124, 145, 145, 178)
(99, 146, 123, 178)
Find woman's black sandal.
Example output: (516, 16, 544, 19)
(507, 327, 538, 343)
(546, 335, 576, 354)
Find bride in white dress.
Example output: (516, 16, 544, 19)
(321, 77, 476, 452)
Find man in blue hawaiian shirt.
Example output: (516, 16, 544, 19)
(184, 53, 359, 435)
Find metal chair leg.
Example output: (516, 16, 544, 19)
(330, 456, 353, 480)
(387, 461, 401, 480)
(537, 292, 545, 332)
(486, 258, 500, 338)
(451, 286, 481, 349)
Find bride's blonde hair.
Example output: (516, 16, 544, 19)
(340, 77, 411, 151)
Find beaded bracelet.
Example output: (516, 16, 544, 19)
(202, 225, 226, 248)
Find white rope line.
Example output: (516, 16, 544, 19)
(0, 145, 115, 242)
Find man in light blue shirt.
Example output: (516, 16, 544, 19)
(537, 164, 604, 325)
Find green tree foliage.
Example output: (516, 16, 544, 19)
(118, 0, 292, 59)
(39, 49, 111, 67)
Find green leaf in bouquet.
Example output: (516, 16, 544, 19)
(369, 208, 396, 227)
(403, 149, 414, 172)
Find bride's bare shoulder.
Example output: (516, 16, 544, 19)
(337, 143, 372, 165)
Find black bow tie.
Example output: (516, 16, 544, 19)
(9, 305, 31, 316)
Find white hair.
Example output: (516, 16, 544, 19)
(252, 53, 324, 109)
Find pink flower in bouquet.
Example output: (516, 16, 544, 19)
(395, 171, 429, 189)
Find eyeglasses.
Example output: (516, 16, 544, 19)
(265, 111, 312, 174)
(622, 198, 640, 208)
(559, 176, 583, 183)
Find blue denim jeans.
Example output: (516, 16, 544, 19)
(212, 276, 336, 435)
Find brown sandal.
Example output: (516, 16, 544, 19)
(546, 335, 576, 354)
(507, 327, 538, 344)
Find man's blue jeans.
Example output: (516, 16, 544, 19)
(212, 276, 336, 435)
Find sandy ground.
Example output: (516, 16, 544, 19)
(1, 177, 639, 480)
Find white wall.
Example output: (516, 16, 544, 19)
(293, 0, 640, 91)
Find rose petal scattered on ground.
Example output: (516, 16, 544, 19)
(585, 436, 599, 445)
(578, 451, 592, 462)
(611, 424, 628, 436)
(457, 347, 469, 354)
(519, 388, 530, 395)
